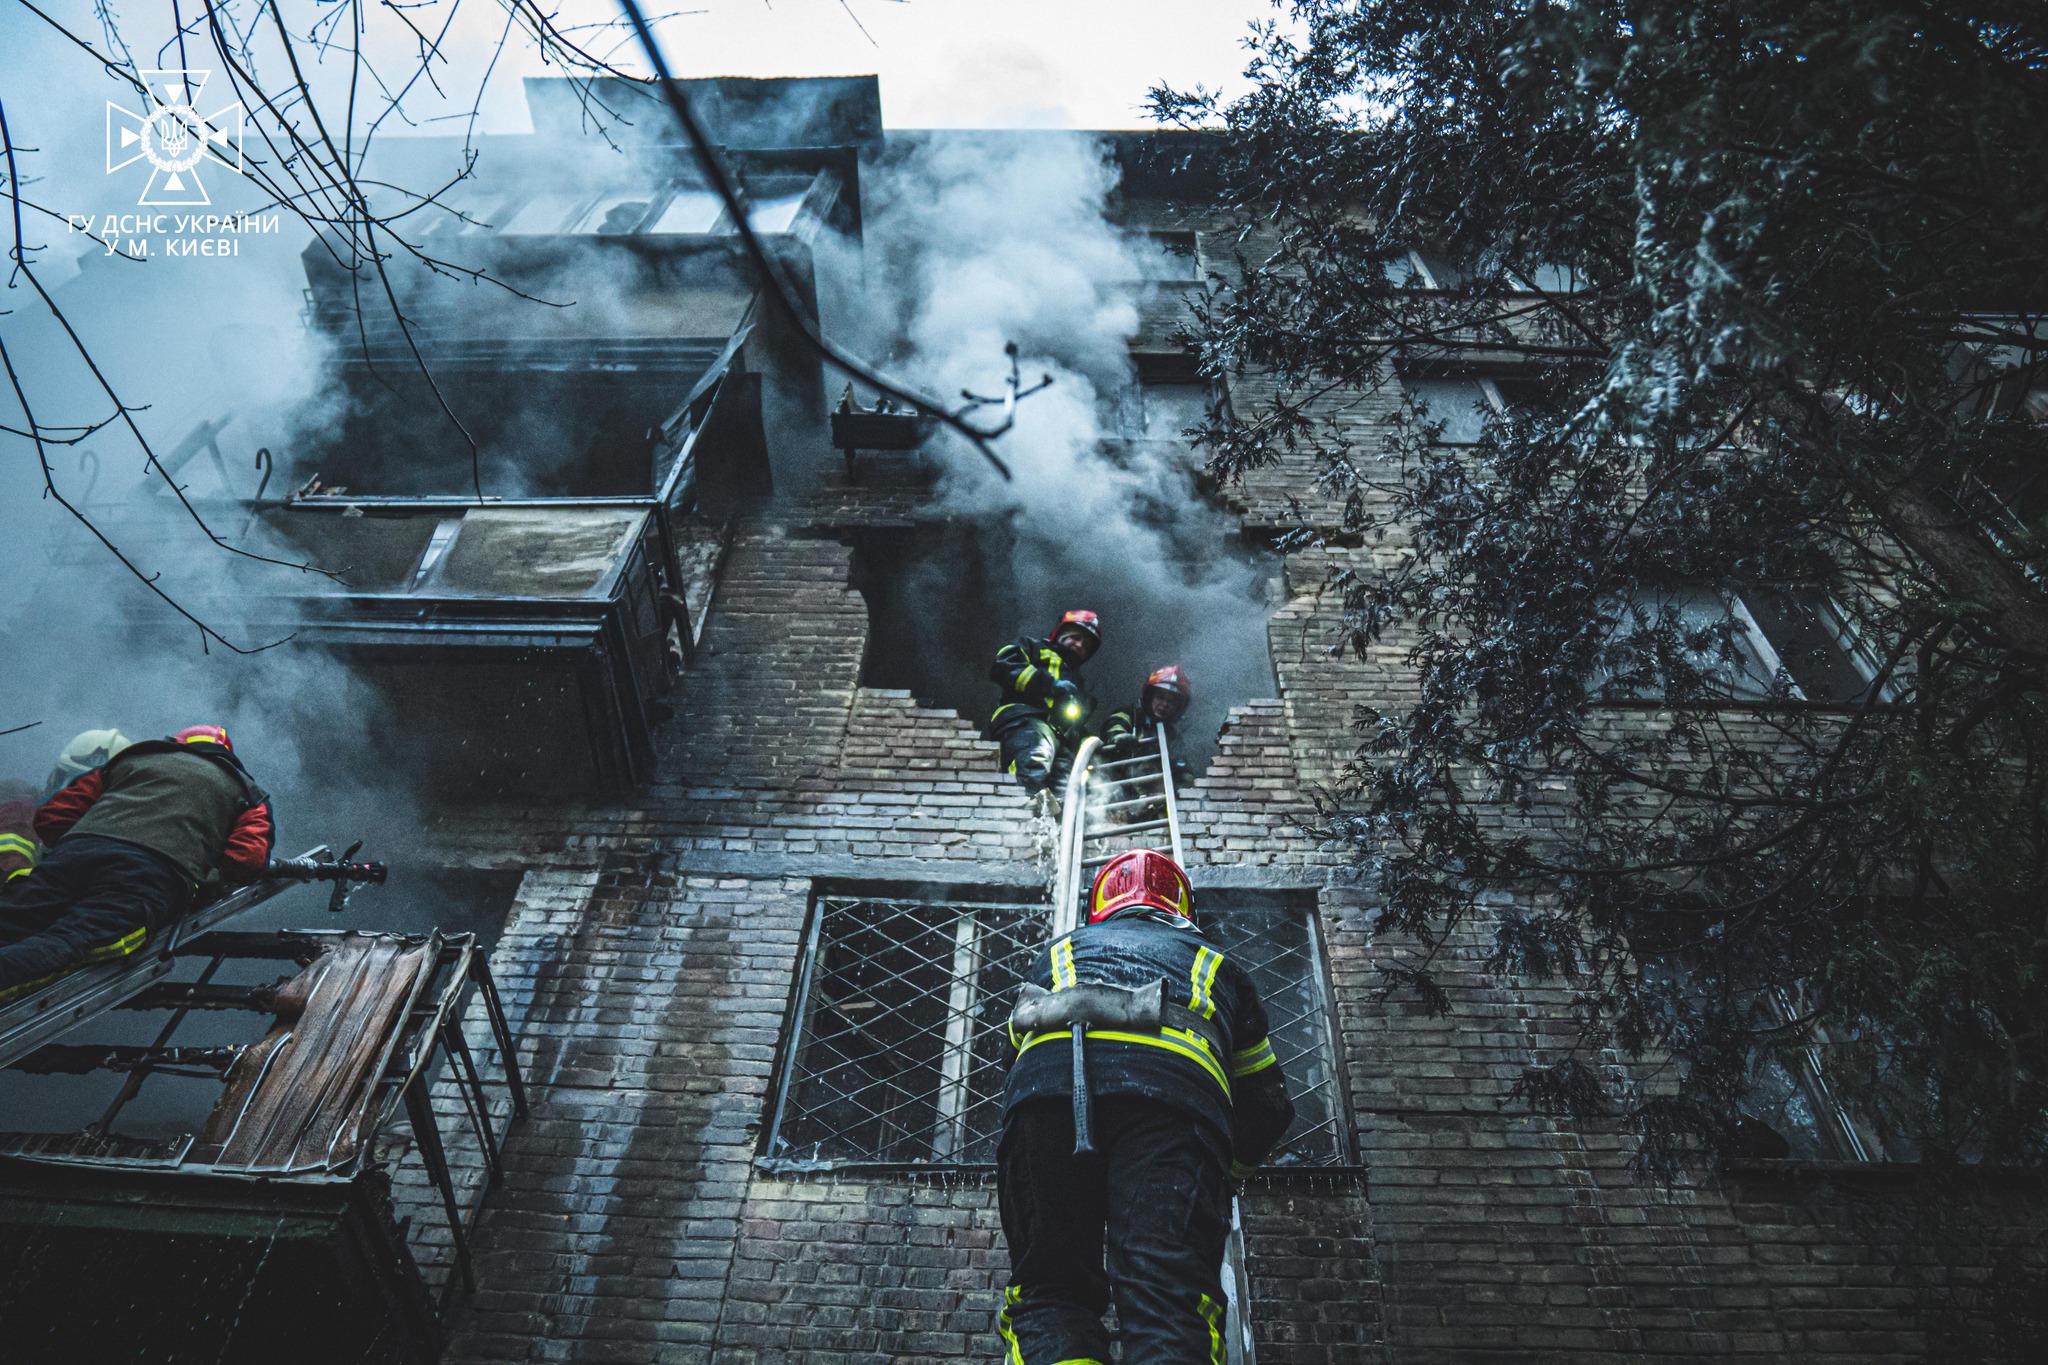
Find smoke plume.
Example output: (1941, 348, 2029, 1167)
(840, 131, 1279, 766)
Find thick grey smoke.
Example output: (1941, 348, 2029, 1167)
(842, 131, 1279, 766)
(0, 23, 419, 875)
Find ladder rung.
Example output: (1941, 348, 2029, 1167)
(1082, 852, 1141, 868)
(1090, 756, 1156, 771)
(1084, 819, 1171, 840)
(1094, 793, 1164, 813)
(1105, 818, 1171, 834)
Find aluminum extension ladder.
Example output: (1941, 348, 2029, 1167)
(1049, 729, 1257, 1365)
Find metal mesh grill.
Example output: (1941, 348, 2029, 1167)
(768, 897, 1048, 1166)
(766, 892, 1348, 1168)
(1204, 900, 1349, 1165)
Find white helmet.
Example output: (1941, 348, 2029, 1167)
(44, 728, 131, 801)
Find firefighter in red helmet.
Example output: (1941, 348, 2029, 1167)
(997, 849, 1294, 1364)
(0, 725, 274, 1000)
(989, 609, 1101, 793)
(1102, 664, 1192, 756)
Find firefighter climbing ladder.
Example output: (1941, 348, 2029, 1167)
(1050, 729, 1259, 1365)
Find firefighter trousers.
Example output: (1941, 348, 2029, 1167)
(997, 1095, 1233, 1365)
(0, 836, 192, 992)
(994, 716, 1063, 792)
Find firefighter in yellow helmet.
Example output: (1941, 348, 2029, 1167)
(997, 849, 1294, 1364)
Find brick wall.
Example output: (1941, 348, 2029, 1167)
(423, 501, 1386, 1360)
(405, 184, 2046, 1364)
(720, 1177, 1008, 1362)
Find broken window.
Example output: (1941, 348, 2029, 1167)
(763, 887, 1350, 1169)
(847, 520, 1281, 776)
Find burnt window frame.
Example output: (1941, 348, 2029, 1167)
(759, 883, 1355, 1172)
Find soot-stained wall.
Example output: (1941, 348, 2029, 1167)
(396, 124, 2048, 1365)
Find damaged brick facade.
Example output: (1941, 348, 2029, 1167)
(403, 131, 2045, 1365)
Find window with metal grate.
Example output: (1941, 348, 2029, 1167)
(761, 888, 1351, 1169)
(1199, 890, 1352, 1166)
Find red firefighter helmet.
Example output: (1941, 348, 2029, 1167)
(1141, 664, 1192, 723)
(1050, 609, 1101, 661)
(172, 724, 234, 753)
(1087, 848, 1194, 926)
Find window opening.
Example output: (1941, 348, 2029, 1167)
(1740, 588, 1885, 703)
(847, 521, 1280, 775)
(764, 887, 1350, 1169)
(1199, 891, 1351, 1165)
(649, 189, 725, 235)
(1133, 230, 1200, 282)
(1403, 376, 1505, 445)
(1510, 263, 1585, 293)
(1595, 587, 1884, 705)
(766, 892, 1049, 1167)
(1384, 249, 1464, 291)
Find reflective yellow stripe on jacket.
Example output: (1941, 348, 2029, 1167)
(1189, 945, 1221, 1020)
(1018, 1025, 1231, 1097)
(1231, 1037, 1279, 1076)
(1022, 934, 1233, 1093)
(0, 831, 34, 879)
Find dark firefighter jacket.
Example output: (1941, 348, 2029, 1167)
(0, 794, 36, 883)
(35, 742, 274, 884)
(1004, 916, 1295, 1173)
(989, 637, 1089, 731)
(1103, 707, 1177, 751)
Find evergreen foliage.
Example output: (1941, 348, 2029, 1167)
(1155, 1, 2048, 1172)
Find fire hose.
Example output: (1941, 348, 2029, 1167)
(262, 840, 387, 913)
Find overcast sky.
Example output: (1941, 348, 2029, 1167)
(547, 0, 1274, 130)
(0, 2, 1278, 151)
